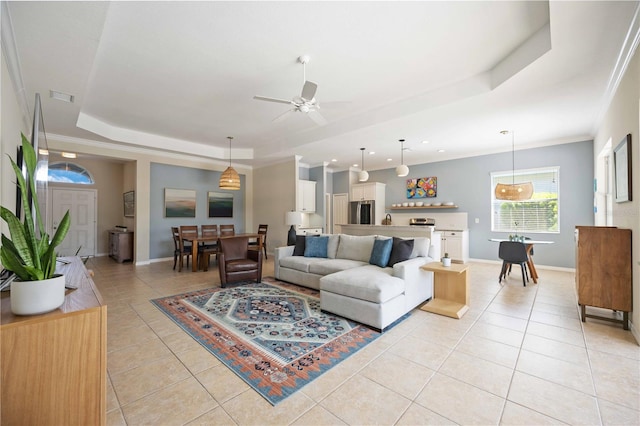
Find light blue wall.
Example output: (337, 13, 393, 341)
(149, 163, 246, 259)
(334, 141, 594, 268)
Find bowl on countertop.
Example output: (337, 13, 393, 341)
(415, 201, 424, 207)
(432, 202, 442, 206)
(408, 202, 415, 207)
(402, 202, 409, 207)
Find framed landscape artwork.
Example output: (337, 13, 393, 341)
(407, 177, 437, 198)
(165, 188, 196, 217)
(208, 192, 233, 217)
(123, 191, 135, 217)
(614, 134, 632, 202)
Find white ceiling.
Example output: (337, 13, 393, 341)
(6, 1, 639, 171)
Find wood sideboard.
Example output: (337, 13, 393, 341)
(575, 226, 632, 329)
(1, 257, 107, 425)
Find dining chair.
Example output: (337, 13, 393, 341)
(199, 224, 219, 271)
(498, 241, 529, 286)
(248, 224, 268, 259)
(219, 224, 235, 236)
(218, 236, 262, 287)
(178, 225, 198, 271)
(172, 226, 191, 271)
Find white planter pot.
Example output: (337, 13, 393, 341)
(10, 274, 66, 315)
(442, 257, 452, 267)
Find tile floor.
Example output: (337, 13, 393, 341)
(88, 255, 640, 425)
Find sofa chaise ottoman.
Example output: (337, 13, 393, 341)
(274, 233, 436, 330)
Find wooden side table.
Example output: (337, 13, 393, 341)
(420, 262, 469, 319)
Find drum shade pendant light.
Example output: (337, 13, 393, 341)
(395, 139, 409, 177)
(358, 147, 369, 182)
(219, 136, 241, 190)
(494, 130, 533, 201)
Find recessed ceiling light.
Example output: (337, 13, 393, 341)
(437, 149, 445, 153)
(422, 140, 430, 144)
(387, 158, 392, 161)
(38, 149, 49, 156)
(50, 90, 74, 103)
(61, 152, 77, 158)
(353, 163, 359, 167)
(331, 159, 337, 162)
(369, 151, 375, 155)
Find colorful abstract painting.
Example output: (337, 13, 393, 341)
(407, 176, 437, 198)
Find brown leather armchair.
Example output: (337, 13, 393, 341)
(218, 236, 262, 287)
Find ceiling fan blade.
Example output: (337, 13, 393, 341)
(300, 81, 318, 101)
(272, 108, 295, 123)
(307, 109, 327, 126)
(254, 95, 293, 105)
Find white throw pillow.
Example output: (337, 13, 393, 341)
(336, 234, 376, 262)
(409, 237, 430, 258)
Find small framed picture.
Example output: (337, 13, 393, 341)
(614, 134, 632, 203)
(123, 191, 135, 217)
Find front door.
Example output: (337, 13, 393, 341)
(50, 188, 97, 257)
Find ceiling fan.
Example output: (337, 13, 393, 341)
(254, 55, 328, 125)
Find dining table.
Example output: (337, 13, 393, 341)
(182, 233, 263, 272)
(489, 238, 554, 283)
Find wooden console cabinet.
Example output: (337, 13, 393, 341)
(575, 226, 632, 329)
(109, 230, 133, 262)
(1, 257, 107, 425)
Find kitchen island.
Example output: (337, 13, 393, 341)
(336, 224, 441, 257)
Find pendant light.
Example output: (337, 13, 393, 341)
(219, 136, 241, 190)
(395, 139, 409, 177)
(494, 130, 533, 201)
(358, 147, 369, 182)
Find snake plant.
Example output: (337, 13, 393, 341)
(0, 133, 70, 281)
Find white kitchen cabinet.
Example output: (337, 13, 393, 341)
(351, 182, 384, 201)
(297, 180, 316, 212)
(440, 230, 469, 263)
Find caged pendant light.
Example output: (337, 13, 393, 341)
(358, 147, 369, 182)
(395, 138, 409, 177)
(219, 136, 241, 190)
(494, 130, 533, 201)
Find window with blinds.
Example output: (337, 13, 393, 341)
(491, 167, 559, 233)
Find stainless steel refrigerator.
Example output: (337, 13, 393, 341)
(349, 200, 375, 225)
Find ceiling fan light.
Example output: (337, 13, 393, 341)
(396, 164, 409, 177)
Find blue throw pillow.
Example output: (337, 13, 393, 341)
(369, 238, 393, 267)
(388, 237, 414, 266)
(304, 235, 329, 258)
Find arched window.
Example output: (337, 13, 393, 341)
(48, 162, 95, 184)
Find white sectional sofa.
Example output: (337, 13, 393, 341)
(274, 234, 436, 330)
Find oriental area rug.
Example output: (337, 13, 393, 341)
(151, 277, 388, 405)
